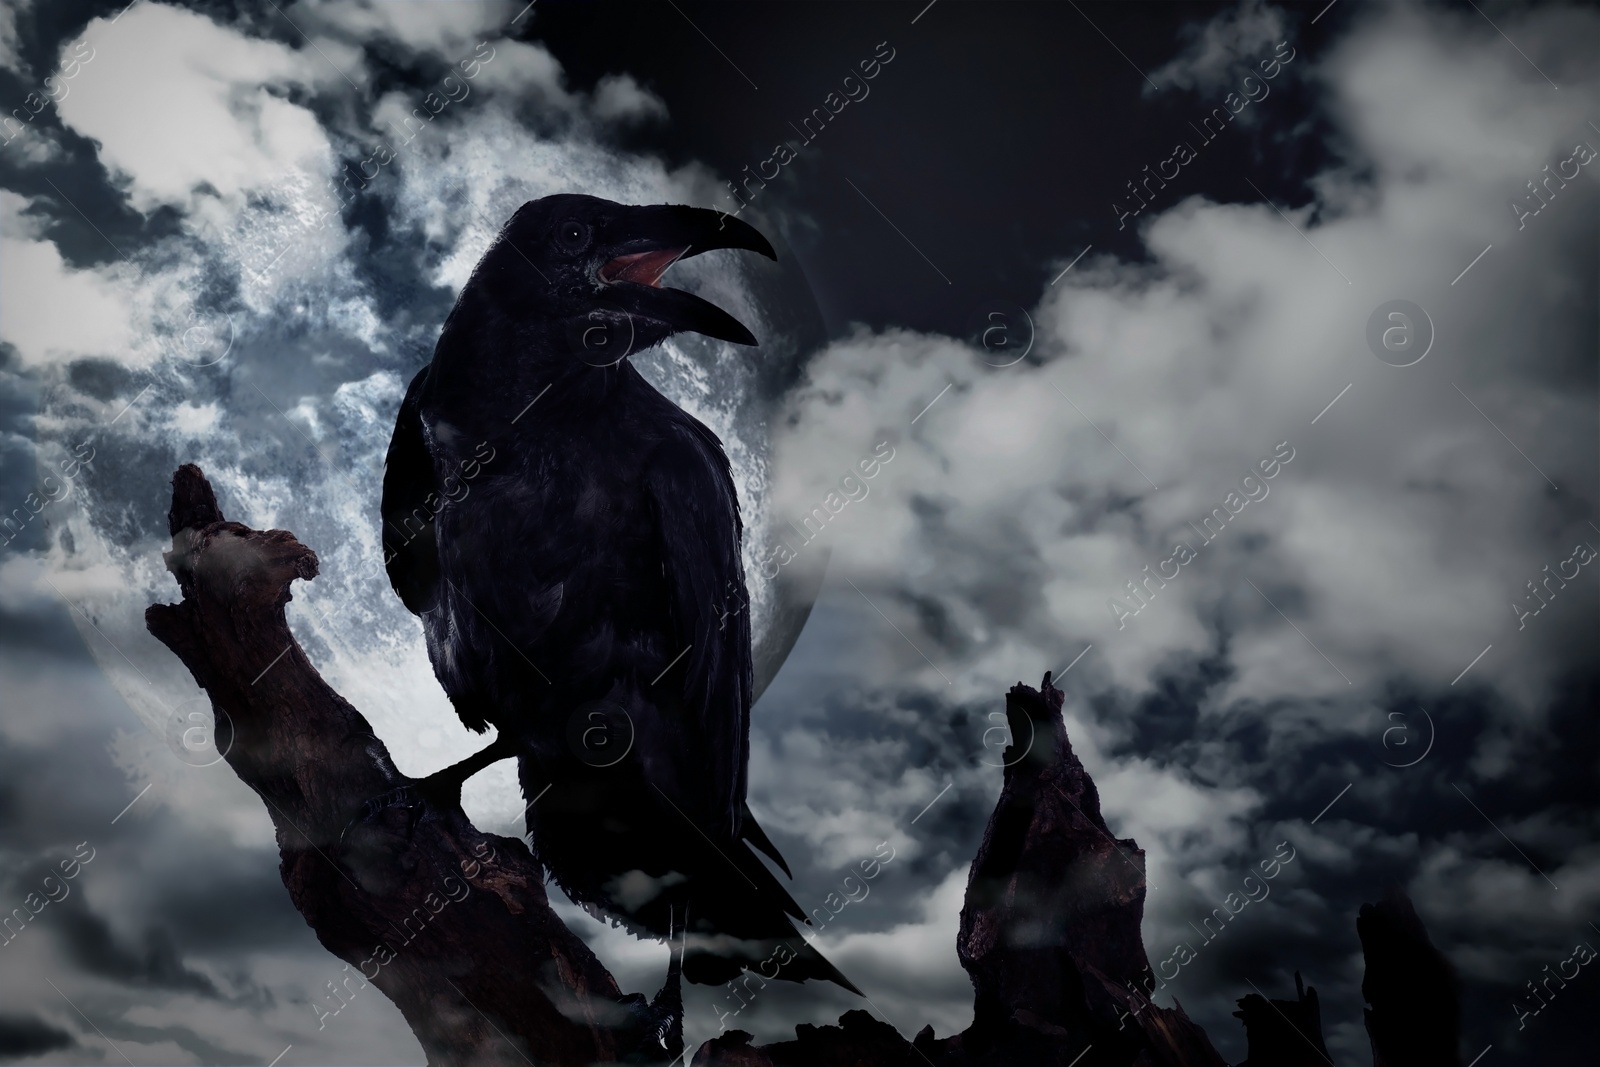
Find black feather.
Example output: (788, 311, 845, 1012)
(379, 194, 855, 992)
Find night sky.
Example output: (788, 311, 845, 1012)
(1, 2, 1597, 1065)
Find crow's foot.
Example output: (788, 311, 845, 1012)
(339, 736, 519, 846)
(615, 906, 685, 1064)
(337, 772, 465, 852)
(652, 905, 686, 1060)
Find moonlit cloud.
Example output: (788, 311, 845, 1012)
(59, 3, 343, 213)
(0, 2, 1594, 1064)
(2, 3, 792, 1061)
(296, 0, 514, 56)
(1147, 0, 1293, 97)
(0, 191, 139, 368)
(0, 0, 32, 74)
(773, 3, 1597, 714)
(757, 2, 1596, 1057)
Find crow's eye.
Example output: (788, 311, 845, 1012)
(557, 219, 590, 250)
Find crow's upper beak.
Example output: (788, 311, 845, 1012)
(595, 205, 776, 347)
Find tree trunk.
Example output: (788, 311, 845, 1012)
(146, 465, 672, 1066)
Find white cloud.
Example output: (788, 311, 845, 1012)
(772, 1, 1600, 723)
(1408, 838, 1600, 979)
(460, 37, 574, 105)
(592, 73, 669, 125)
(0, 552, 51, 615)
(0, 191, 139, 368)
(6, 0, 763, 869)
(56, 3, 342, 213)
(0, 0, 30, 74)
(757, 15, 1597, 1043)
(1, 2, 1594, 1061)
(822, 868, 974, 1037)
(750, 717, 937, 870)
(1148, 0, 1292, 97)
(296, 0, 514, 56)
(3, 122, 67, 166)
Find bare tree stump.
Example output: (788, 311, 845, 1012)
(1358, 890, 1461, 1067)
(1232, 972, 1331, 1067)
(691, 680, 1231, 1067)
(146, 465, 673, 1066)
(947, 679, 1227, 1067)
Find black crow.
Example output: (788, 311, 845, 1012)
(376, 194, 858, 995)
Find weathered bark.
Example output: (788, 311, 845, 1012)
(692, 679, 1228, 1067)
(944, 679, 1226, 1067)
(146, 465, 673, 1066)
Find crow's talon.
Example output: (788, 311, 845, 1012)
(363, 786, 422, 820)
(338, 784, 442, 847)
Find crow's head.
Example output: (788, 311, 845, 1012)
(474, 194, 776, 363)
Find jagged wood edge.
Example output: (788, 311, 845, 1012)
(145, 464, 663, 1067)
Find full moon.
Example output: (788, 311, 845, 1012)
(36, 195, 827, 835)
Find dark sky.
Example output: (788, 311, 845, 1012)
(0, 2, 1596, 1065)
(518, 0, 1331, 337)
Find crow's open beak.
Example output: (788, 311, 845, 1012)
(596, 205, 776, 347)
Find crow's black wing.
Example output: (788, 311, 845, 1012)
(381, 367, 441, 616)
(643, 418, 756, 845)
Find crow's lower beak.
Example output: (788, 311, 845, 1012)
(596, 205, 776, 347)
